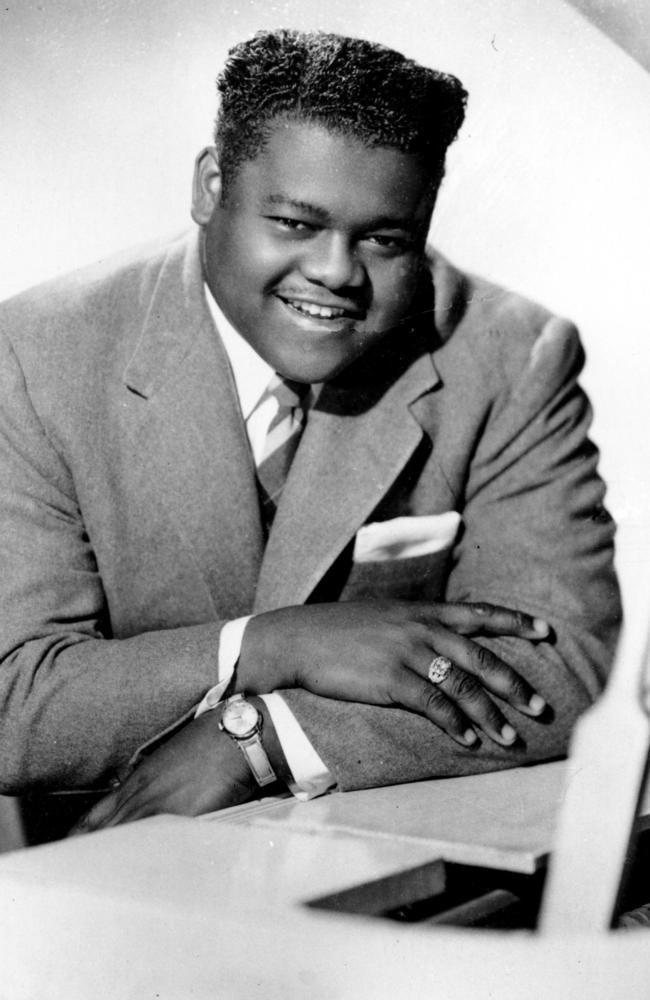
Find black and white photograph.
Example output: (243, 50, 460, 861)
(0, 1, 649, 996)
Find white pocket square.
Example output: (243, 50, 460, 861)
(353, 512, 462, 563)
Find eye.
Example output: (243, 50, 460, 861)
(365, 234, 413, 253)
(268, 216, 314, 234)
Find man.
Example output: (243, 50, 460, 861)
(0, 29, 619, 832)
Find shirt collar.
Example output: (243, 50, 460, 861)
(204, 284, 274, 420)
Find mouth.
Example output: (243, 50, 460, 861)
(277, 295, 364, 323)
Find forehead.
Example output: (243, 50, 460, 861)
(231, 120, 433, 225)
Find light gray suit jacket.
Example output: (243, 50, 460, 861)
(0, 230, 620, 793)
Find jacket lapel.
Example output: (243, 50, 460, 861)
(253, 333, 441, 612)
(122, 234, 264, 618)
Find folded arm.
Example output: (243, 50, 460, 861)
(0, 314, 619, 811)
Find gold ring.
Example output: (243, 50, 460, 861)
(428, 655, 452, 684)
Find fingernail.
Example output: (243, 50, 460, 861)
(533, 618, 549, 636)
(500, 723, 517, 744)
(463, 728, 478, 745)
(528, 693, 546, 715)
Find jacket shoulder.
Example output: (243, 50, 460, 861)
(428, 249, 584, 394)
(0, 232, 199, 406)
(0, 232, 190, 349)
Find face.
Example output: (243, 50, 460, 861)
(192, 120, 435, 383)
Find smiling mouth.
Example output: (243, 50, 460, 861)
(278, 296, 362, 321)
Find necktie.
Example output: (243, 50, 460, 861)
(256, 374, 310, 531)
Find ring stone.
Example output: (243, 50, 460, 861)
(428, 655, 452, 684)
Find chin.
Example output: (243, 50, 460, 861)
(274, 350, 355, 385)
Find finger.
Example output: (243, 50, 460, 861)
(93, 798, 156, 828)
(385, 665, 479, 747)
(422, 625, 547, 717)
(69, 769, 157, 834)
(69, 790, 123, 836)
(417, 602, 549, 640)
(424, 655, 520, 747)
(460, 603, 550, 638)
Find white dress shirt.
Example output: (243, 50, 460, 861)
(195, 287, 335, 800)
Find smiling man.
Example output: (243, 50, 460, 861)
(0, 29, 619, 834)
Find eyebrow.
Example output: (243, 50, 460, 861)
(263, 193, 417, 232)
(264, 194, 331, 223)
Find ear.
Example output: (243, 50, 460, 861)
(191, 147, 222, 225)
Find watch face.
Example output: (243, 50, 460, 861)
(222, 699, 259, 739)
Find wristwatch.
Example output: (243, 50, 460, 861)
(219, 694, 277, 786)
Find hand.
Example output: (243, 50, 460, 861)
(238, 601, 550, 748)
(69, 712, 259, 833)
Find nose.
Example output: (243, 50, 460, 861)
(299, 233, 365, 290)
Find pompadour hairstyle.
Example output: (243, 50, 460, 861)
(214, 28, 467, 195)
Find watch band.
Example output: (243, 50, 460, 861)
(238, 734, 277, 786)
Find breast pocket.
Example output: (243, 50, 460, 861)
(340, 549, 452, 603)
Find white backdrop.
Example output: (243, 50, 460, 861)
(1, 0, 649, 605)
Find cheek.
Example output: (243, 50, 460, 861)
(370, 261, 420, 317)
(238, 235, 297, 293)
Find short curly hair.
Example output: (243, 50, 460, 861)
(214, 29, 467, 196)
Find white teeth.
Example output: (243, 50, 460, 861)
(285, 299, 345, 319)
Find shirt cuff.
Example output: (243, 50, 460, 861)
(260, 692, 336, 801)
(195, 616, 251, 717)
(194, 619, 335, 802)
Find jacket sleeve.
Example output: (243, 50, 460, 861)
(0, 333, 225, 792)
(278, 317, 621, 791)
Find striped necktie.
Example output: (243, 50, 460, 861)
(256, 374, 310, 531)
